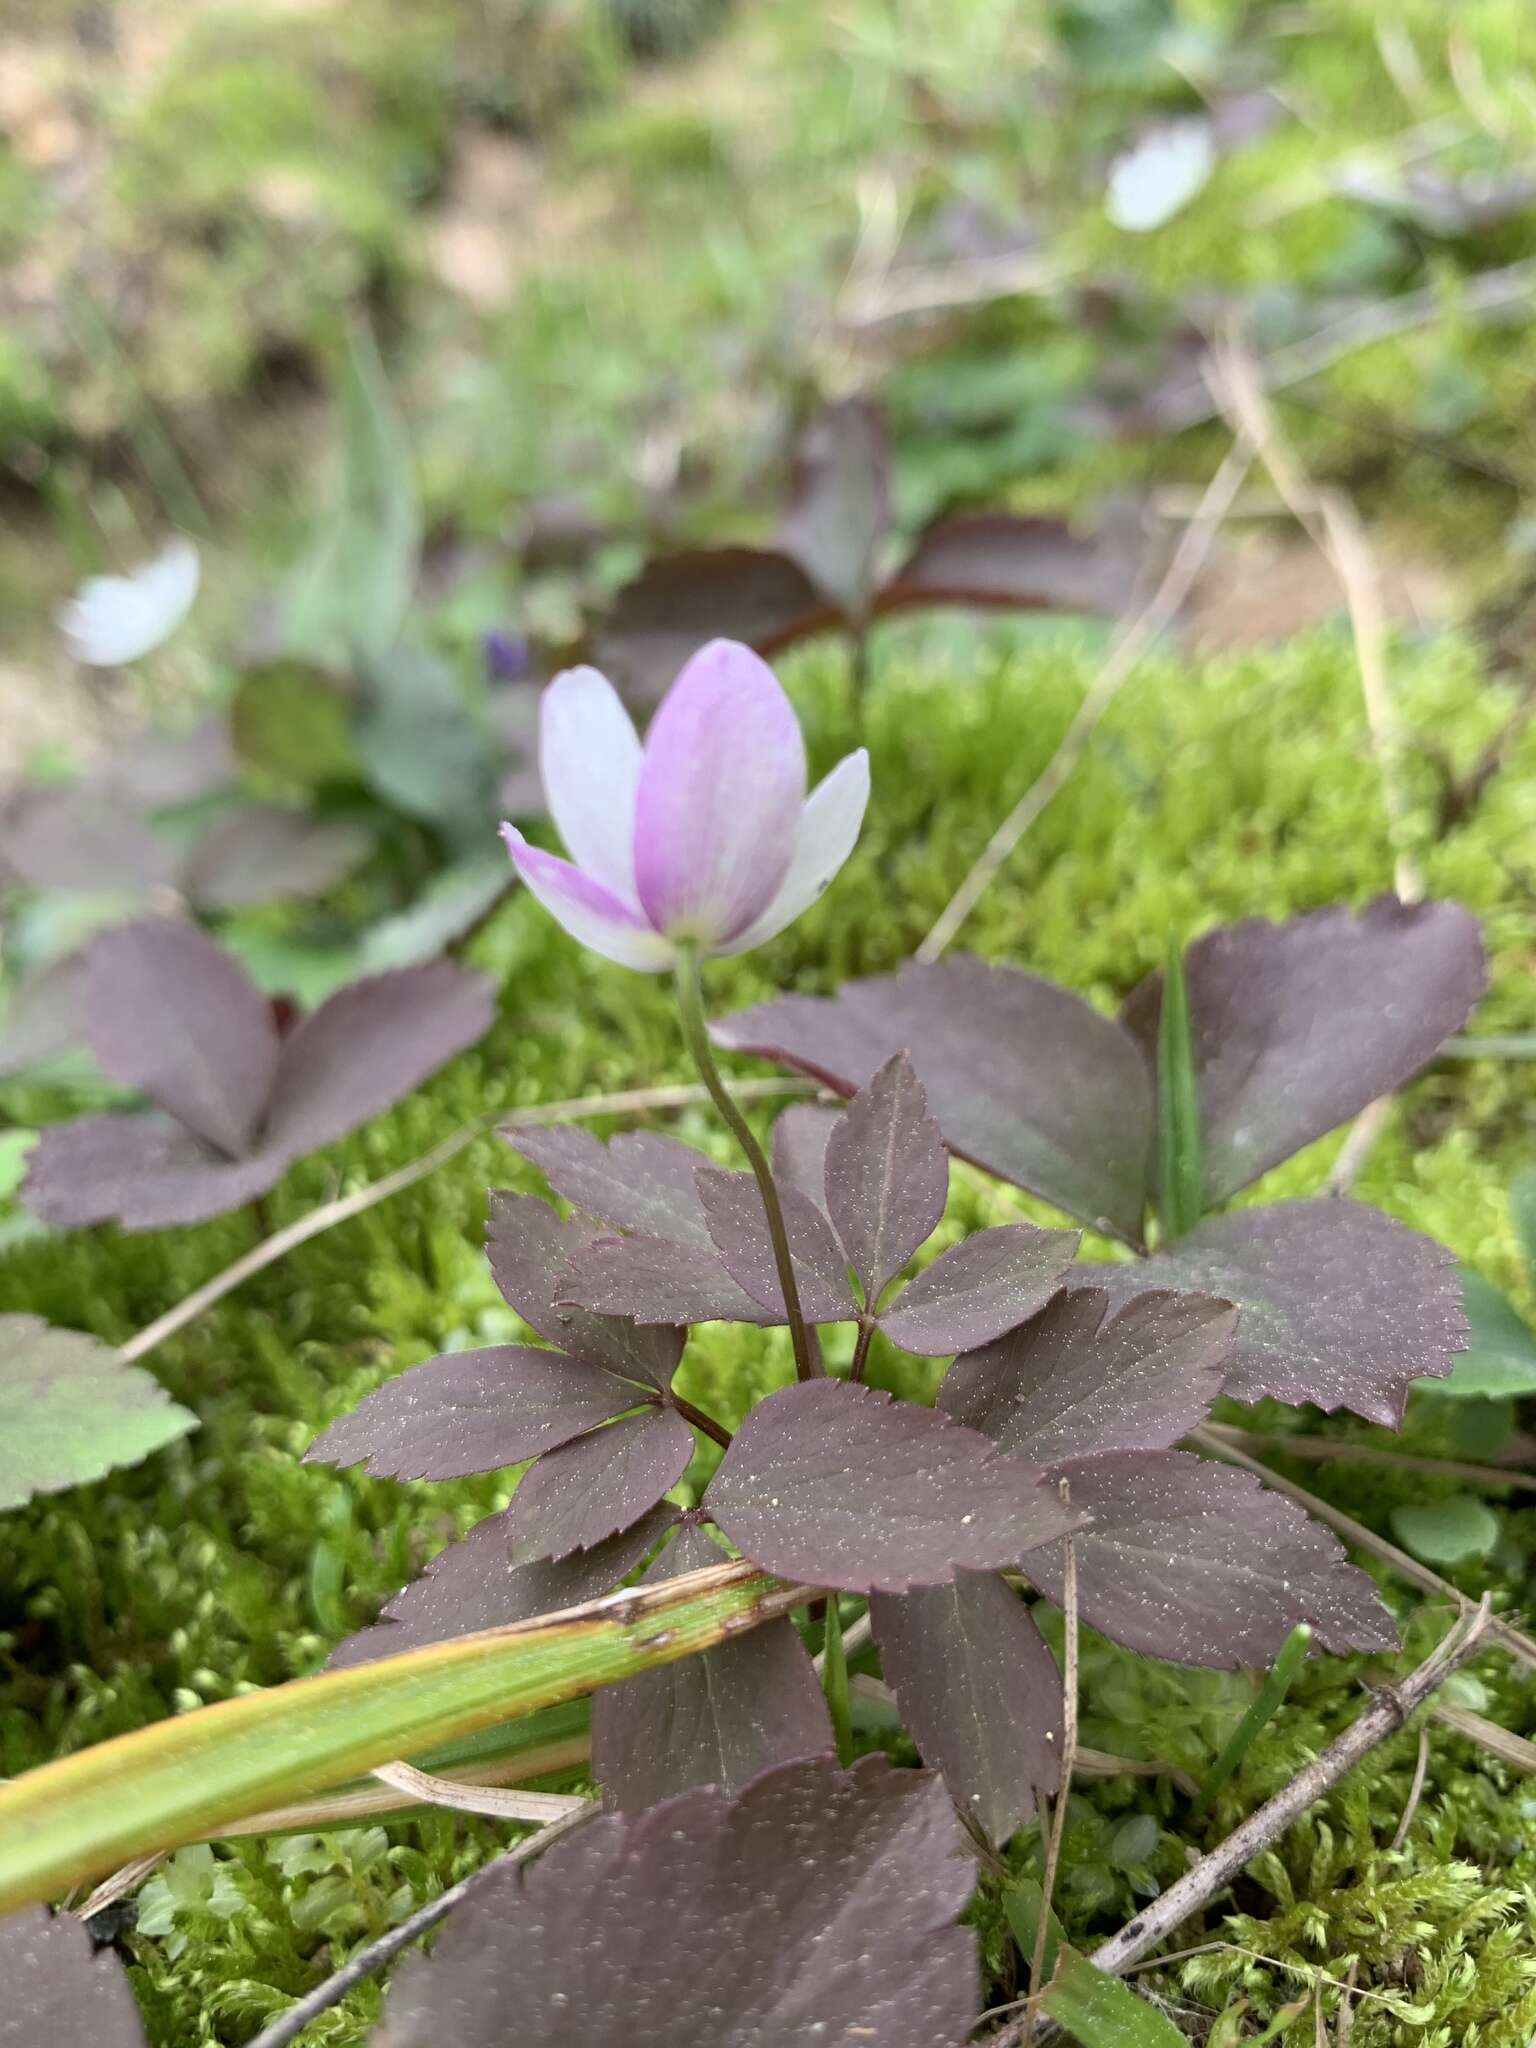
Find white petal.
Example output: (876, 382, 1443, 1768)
(715, 749, 869, 956)
(57, 536, 201, 667)
(502, 827, 673, 972)
(540, 665, 644, 907)
(1105, 119, 1216, 233)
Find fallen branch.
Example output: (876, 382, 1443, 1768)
(1088, 1599, 1492, 1977)
(245, 1805, 599, 2048)
(918, 433, 1254, 961)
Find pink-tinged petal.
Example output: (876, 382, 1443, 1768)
(502, 828, 672, 971)
(716, 750, 869, 956)
(633, 640, 807, 945)
(540, 665, 644, 906)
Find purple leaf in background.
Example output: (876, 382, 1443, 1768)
(180, 803, 371, 911)
(0, 954, 88, 1078)
(103, 712, 235, 809)
(939, 1288, 1235, 1463)
(486, 1192, 687, 1388)
(879, 1225, 1080, 1357)
(502, 1406, 695, 1564)
(20, 1112, 281, 1230)
(261, 958, 496, 1159)
(0, 1908, 146, 2046)
(328, 1506, 678, 1668)
(592, 547, 834, 705)
(715, 957, 1154, 1244)
(771, 1103, 840, 1217)
(872, 1572, 1063, 1845)
(1022, 1450, 1397, 1665)
(304, 1347, 646, 1481)
(705, 1379, 1087, 1594)
(1082, 1201, 1467, 1425)
(696, 1167, 857, 1322)
(1121, 898, 1486, 1205)
(82, 918, 280, 1155)
(374, 1757, 977, 2048)
(878, 511, 1142, 623)
(21, 927, 495, 1231)
(778, 397, 891, 618)
(591, 1521, 833, 1813)
(0, 784, 180, 895)
(823, 1052, 949, 1305)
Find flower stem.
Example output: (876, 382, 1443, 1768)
(673, 944, 820, 1382)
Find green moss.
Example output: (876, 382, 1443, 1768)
(5, 622, 1536, 2037)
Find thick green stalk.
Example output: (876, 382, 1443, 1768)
(674, 942, 820, 1379)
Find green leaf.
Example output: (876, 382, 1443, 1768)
(1155, 936, 1202, 1242)
(280, 320, 421, 667)
(1042, 1946, 1190, 2046)
(230, 661, 360, 789)
(0, 1314, 196, 1511)
(821, 1597, 852, 1768)
(1194, 1623, 1311, 1811)
(355, 643, 497, 839)
(1420, 1270, 1536, 1399)
(1390, 1494, 1500, 1564)
(1511, 1169, 1536, 1287)
(1004, 1879, 1063, 1984)
(0, 1558, 804, 1913)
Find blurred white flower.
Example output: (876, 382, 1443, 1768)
(1105, 119, 1216, 233)
(57, 536, 201, 666)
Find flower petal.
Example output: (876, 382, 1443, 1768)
(502, 828, 672, 971)
(57, 537, 201, 667)
(632, 640, 806, 945)
(540, 665, 644, 906)
(716, 749, 870, 956)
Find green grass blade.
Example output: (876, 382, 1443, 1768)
(1193, 1623, 1312, 1812)
(1156, 934, 1203, 1242)
(0, 1560, 803, 1913)
(821, 1597, 853, 1767)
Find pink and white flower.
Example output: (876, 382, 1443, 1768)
(501, 640, 869, 971)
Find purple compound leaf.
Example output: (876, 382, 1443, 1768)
(1082, 1200, 1467, 1425)
(1021, 1450, 1397, 1666)
(304, 1347, 646, 1482)
(263, 958, 495, 1160)
(180, 803, 372, 911)
(872, 1571, 1063, 1846)
(705, 1379, 1088, 1594)
(329, 1505, 678, 1668)
(823, 1052, 949, 1305)
(696, 1167, 857, 1322)
(0, 1313, 196, 1511)
(938, 1287, 1235, 1463)
(373, 1756, 976, 2048)
(1121, 898, 1486, 1205)
(591, 1521, 833, 1813)
(716, 957, 1154, 1244)
(879, 1224, 1081, 1357)
(592, 546, 837, 704)
(81, 918, 280, 1155)
(877, 511, 1142, 624)
(771, 1103, 840, 1218)
(778, 397, 891, 618)
(21, 1111, 283, 1230)
(486, 1194, 687, 1387)
(0, 953, 89, 1077)
(515, 1126, 719, 1248)
(0, 1908, 147, 2046)
(502, 1406, 696, 1564)
(562, 1230, 779, 1327)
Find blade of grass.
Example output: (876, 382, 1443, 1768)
(1193, 1624, 1311, 1811)
(0, 1559, 809, 1913)
(822, 1597, 853, 1767)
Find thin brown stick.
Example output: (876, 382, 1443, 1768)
(1431, 1699, 1536, 1771)
(1192, 1425, 1536, 1671)
(1199, 1422, 1536, 1495)
(117, 1077, 811, 1367)
(918, 436, 1254, 961)
(368, 1762, 588, 1825)
(1389, 1725, 1432, 1850)
(1022, 1506, 1078, 2045)
(245, 1805, 599, 2048)
(1088, 1600, 1491, 1977)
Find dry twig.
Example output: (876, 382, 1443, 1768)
(1021, 1504, 1079, 2046)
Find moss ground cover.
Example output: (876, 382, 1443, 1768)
(4, 619, 1535, 2041)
